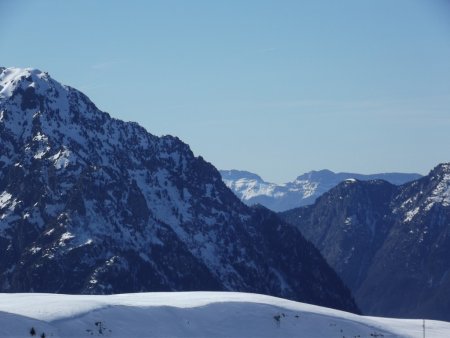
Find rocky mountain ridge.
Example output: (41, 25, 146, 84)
(221, 169, 421, 212)
(281, 163, 450, 320)
(0, 67, 358, 313)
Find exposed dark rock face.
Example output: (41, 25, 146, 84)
(281, 165, 450, 320)
(0, 67, 358, 313)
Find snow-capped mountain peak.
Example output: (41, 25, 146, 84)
(0, 67, 49, 98)
(220, 169, 421, 212)
(220, 169, 264, 182)
(0, 67, 68, 113)
(0, 67, 358, 313)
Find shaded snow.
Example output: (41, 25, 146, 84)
(0, 191, 13, 208)
(404, 207, 420, 222)
(428, 172, 450, 207)
(58, 232, 75, 246)
(51, 148, 75, 169)
(0, 191, 20, 230)
(401, 166, 450, 221)
(0, 292, 448, 338)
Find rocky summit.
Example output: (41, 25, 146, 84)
(0, 67, 358, 313)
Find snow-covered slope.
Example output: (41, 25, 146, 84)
(0, 67, 357, 312)
(1, 292, 448, 338)
(221, 169, 421, 212)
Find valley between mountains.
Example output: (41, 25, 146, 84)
(1, 66, 449, 335)
(222, 165, 450, 321)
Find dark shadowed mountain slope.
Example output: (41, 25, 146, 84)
(281, 165, 450, 321)
(282, 179, 398, 292)
(0, 67, 358, 313)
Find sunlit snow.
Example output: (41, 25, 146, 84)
(0, 292, 449, 338)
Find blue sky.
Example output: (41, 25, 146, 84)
(1, 0, 450, 182)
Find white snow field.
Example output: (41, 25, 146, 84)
(0, 292, 449, 338)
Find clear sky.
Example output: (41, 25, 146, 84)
(1, 0, 450, 183)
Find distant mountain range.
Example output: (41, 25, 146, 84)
(0, 67, 358, 313)
(281, 163, 450, 321)
(221, 169, 421, 212)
